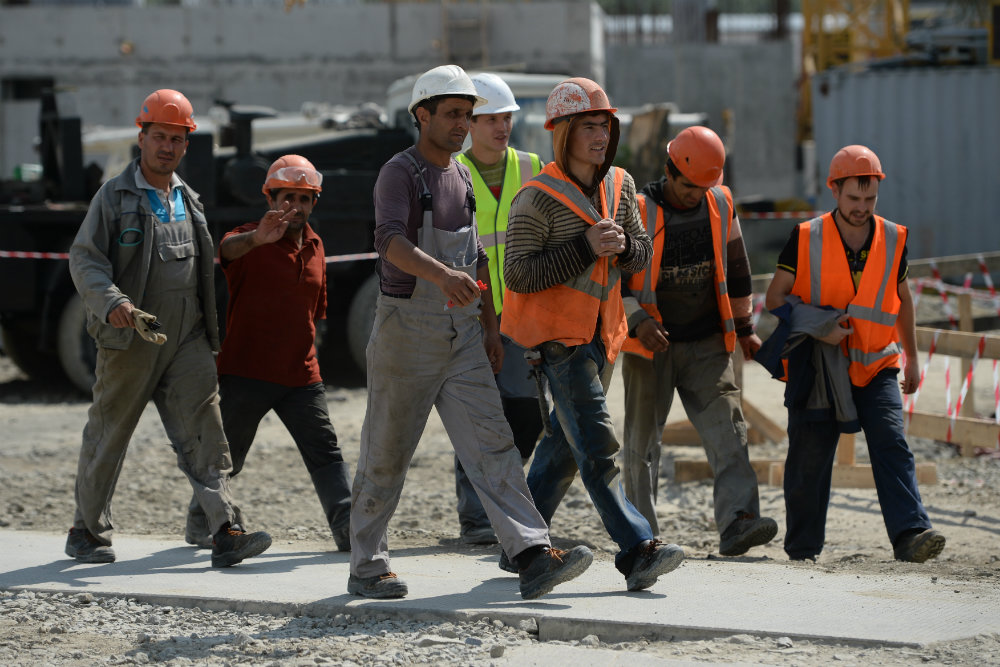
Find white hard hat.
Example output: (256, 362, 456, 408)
(407, 64, 487, 115)
(470, 72, 520, 116)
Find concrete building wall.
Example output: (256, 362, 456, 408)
(0, 1, 602, 174)
(605, 41, 797, 202)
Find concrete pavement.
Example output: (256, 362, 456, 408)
(2, 529, 997, 647)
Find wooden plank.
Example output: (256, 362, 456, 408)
(766, 462, 937, 488)
(958, 293, 975, 416)
(674, 458, 784, 484)
(906, 410, 1000, 455)
(741, 399, 786, 444)
(836, 433, 856, 467)
(915, 327, 1000, 359)
(662, 421, 700, 445)
(907, 251, 1000, 279)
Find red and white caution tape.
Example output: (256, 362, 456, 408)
(0, 250, 70, 260)
(739, 211, 824, 220)
(948, 335, 986, 442)
(1, 248, 378, 264)
(904, 328, 939, 421)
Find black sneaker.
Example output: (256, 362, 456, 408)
(894, 529, 946, 563)
(332, 525, 351, 552)
(719, 513, 779, 556)
(518, 546, 593, 600)
(184, 512, 214, 550)
(348, 572, 408, 599)
(65, 527, 116, 563)
(498, 549, 518, 574)
(211, 523, 272, 568)
(460, 526, 499, 545)
(625, 540, 684, 591)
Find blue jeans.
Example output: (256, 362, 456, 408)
(526, 335, 653, 573)
(783, 368, 933, 559)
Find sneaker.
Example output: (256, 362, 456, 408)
(460, 526, 499, 545)
(518, 545, 593, 600)
(719, 513, 779, 556)
(893, 529, 945, 563)
(625, 540, 684, 592)
(348, 572, 408, 599)
(498, 549, 518, 574)
(65, 527, 116, 564)
(211, 523, 272, 568)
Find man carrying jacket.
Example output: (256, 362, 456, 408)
(502, 77, 685, 591)
(452, 73, 545, 545)
(184, 155, 352, 553)
(763, 144, 945, 563)
(66, 89, 271, 568)
(620, 126, 777, 556)
(349, 65, 592, 601)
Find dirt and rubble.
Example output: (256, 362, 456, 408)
(1, 354, 999, 665)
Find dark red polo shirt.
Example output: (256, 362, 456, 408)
(216, 221, 327, 386)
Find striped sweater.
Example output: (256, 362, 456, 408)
(503, 168, 651, 294)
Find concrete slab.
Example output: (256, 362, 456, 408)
(2, 530, 997, 647)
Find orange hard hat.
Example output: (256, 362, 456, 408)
(826, 145, 885, 190)
(135, 89, 197, 131)
(667, 126, 725, 188)
(544, 77, 617, 130)
(262, 155, 323, 195)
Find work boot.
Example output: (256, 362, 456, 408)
(517, 545, 593, 600)
(624, 540, 684, 592)
(186, 497, 246, 550)
(65, 527, 116, 564)
(348, 572, 408, 599)
(893, 529, 946, 563)
(497, 549, 518, 574)
(211, 523, 271, 568)
(719, 512, 779, 557)
(461, 526, 499, 545)
(310, 461, 353, 552)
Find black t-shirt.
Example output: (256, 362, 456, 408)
(776, 213, 908, 290)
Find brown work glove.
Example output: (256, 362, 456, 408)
(132, 308, 167, 345)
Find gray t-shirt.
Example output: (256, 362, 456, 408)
(373, 146, 488, 296)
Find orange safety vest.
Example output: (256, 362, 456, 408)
(500, 162, 628, 362)
(790, 213, 906, 387)
(622, 187, 737, 359)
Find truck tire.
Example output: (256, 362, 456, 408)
(346, 273, 379, 374)
(0, 321, 62, 382)
(56, 294, 97, 394)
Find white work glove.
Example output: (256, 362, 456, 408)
(132, 308, 167, 345)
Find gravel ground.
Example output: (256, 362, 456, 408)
(1, 354, 999, 665)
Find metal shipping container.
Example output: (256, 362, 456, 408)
(812, 67, 1000, 260)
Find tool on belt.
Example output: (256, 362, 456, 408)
(132, 308, 167, 345)
(524, 348, 553, 437)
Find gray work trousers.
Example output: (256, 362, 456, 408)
(350, 295, 550, 578)
(73, 292, 234, 546)
(621, 333, 759, 536)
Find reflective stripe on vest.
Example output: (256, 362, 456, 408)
(456, 148, 541, 314)
(621, 186, 737, 359)
(792, 213, 905, 386)
(499, 163, 628, 362)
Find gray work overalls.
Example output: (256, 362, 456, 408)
(349, 155, 550, 578)
(74, 185, 235, 545)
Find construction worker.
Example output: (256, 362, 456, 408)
(451, 72, 545, 545)
(66, 89, 271, 568)
(620, 126, 778, 556)
(183, 155, 352, 552)
(762, 144, 945, 563)
(502, 77, 685, 591)
(349, 65, 592, 600)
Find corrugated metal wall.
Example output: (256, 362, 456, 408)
(812, 67, 1000, 260)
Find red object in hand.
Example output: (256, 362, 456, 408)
(446, 280, 488, 308)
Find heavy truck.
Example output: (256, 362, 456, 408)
(0, 74, 704, 393)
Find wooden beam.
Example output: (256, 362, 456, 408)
(674, 458, 785, 484)
(906, 411, 1000, 457)
(741, 399, 787, 444)
(915, 327, 1000, 359)
(767, 461, 937, 487)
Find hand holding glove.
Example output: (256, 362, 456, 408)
(132, 308, 167, 345)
